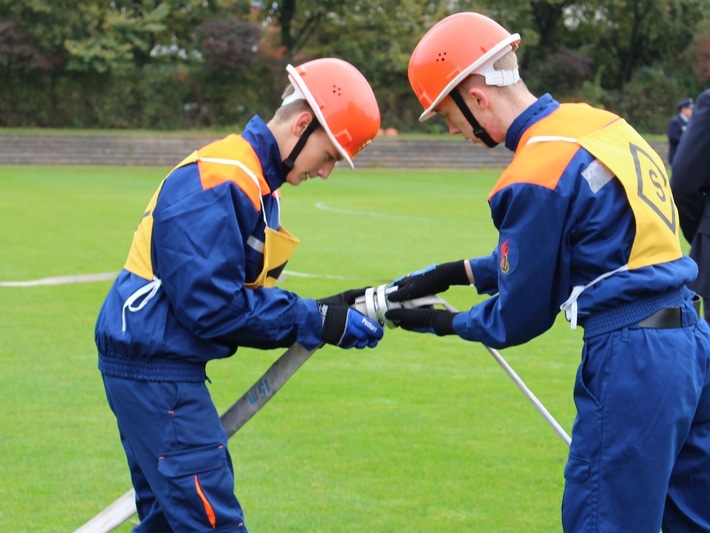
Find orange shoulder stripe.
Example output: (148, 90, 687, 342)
(489, 104, 620, 198)
(195, 135, 269, 210)
(490, 141, 579, 197)
(520, 103, 619, 143)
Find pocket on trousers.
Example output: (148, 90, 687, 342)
(564, 453, 590, 483)
(158, 444, 226, 477)
(158, 444, 239, 531)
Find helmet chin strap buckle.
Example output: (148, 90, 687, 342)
(449, 88, 499, 148)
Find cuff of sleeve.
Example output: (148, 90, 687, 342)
(296, 298, 324, 351)
(469, 255, 498, 295)
(452, 312, 465, 334)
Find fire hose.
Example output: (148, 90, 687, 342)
(75, 285, 569, 532)
(353, 285, 571, 447)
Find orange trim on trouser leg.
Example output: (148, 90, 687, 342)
(194, 474, 217, 529)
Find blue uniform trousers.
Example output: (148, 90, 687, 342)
(102, 376, 248, 532)
(562, 299, 710, 532)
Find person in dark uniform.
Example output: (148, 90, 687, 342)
(667, 97, 694, 165)
(672, 89, 710, 320)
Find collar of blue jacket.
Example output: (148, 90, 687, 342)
(242, 115, 288, 192)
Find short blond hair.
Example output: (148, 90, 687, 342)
(494, 50, 518, 71)
(272, 84, 314, 122)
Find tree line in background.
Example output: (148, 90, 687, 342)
(1, 0, 709, 134)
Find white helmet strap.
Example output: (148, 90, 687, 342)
(281, 84, 306, 107)
(477, 60, 520, 87)
(475, 46, 520, 87)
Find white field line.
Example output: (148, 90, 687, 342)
(281, 270, 351, 280)
(315, 201, 430, 221)
(0, 272, 119, 287)
(0, 270, 361, 287)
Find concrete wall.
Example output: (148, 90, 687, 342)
(0, 133, 669, 169)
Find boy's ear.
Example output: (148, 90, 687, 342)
(467, 87, 488, 109)
(293, 111, 315, 136)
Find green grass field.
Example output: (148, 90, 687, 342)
(0, 164, 582, 532)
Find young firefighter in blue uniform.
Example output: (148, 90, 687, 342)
(95, 58, 384, 532)
(385, 12, 710, 533)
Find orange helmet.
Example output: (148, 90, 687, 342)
(285, 58, 381, 168)
(408, 12, 521, 121)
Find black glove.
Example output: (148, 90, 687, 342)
(317, 289, 384, 349)
(385, 308, 456, 336)
(317, 287, 369, 307)
(387, 261, 470, 303)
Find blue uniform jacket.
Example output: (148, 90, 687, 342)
(95, 116, 322, 381)
(453, 95, 698, 348)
